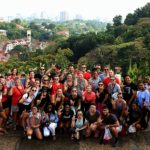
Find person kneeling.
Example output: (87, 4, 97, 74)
(42, 104, 59, 140)
(85, 104, 101, 138)
(70, 110, 88, 140)
(26, 107, 43, 140)
(99, 106, 120, 147)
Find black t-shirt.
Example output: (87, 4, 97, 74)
(35, 73, 42, 81)
(68, 94, 82, 107)
(85, 110, 100, 124)
(96, 88, 108, 103)
(34, 93, 50, 110)
(61, 109, 74, 122)
(122, 83, 137, 102)
(102, 114, 118, 125)
(41, 86, 52, 95)
(129, 108, 142, 123)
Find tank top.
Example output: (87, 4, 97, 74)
(116, 100, 124, 118)
(77, 79, 85, 92)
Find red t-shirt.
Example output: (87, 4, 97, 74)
(1, 85, 7, 102)
(83, 72, 91, 81)
(51, 82, 63, 95)
(103, 77, 120, 88)
(84, 91, 96, 103)
(12, 86, 24, 106)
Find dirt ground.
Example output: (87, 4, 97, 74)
(1, 130, 150, 150)
(0, 136, 19, 150)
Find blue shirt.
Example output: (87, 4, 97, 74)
(137, 90, 150, 107)
(42, 112, 59, 123)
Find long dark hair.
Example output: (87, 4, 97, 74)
(0, 82, 4, 92)
(46, 103, 56, 114)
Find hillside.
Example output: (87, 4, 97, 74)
(0, 3, 150, 79)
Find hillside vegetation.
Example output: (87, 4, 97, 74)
(0, 3, 150, 79)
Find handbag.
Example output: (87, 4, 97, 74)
(128, 125, 136, 133)
(103, 127, 112, 140)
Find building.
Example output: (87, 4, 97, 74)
(60, 11, 69, 22)
(0, 17, 5, 22)
(3, 38, 31, 52)
(0, 30, 7, 36)
(56, 30, 69, 38)
(75, 14, 83, 20)
(0, 50, 10, 62)
(16, 24, 25, 30)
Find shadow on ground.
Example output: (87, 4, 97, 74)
(17, 132, 150, 150)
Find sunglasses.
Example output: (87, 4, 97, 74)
(99, 84, 103, 86)
(72, 90, 77, 92)
(32, 89, 36, 92)
(44, 79, 49, 81)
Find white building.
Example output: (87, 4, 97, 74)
(0, 30, 7, 36)
(60, 11, 69, 22)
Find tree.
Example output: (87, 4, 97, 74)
(54, 48, 73, 68)
(11, 18, 22, 24)
(113, 15, 122, 26)
(47, 23, 56, 30)
(144, 33, 150, 49)
(124, 13, 138, 25)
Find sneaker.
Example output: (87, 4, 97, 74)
(99, 140, 103, 145)
(27, 136, 32, 140)
(112, 141, 119, 147)
(75, 131, 80, 140)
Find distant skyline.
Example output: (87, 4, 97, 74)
(0, 0, 149, 21)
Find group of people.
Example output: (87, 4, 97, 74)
(0, 64, 150, 147)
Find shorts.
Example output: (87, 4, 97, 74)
(2, 101, 10, 109)
(18, 104, 31, 115)
(26, 126, 40, 133)
(11, 105, 19, 112)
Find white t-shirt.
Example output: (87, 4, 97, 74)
(22, 93, 35, 105)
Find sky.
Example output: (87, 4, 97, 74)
(0, 0, 149, 21)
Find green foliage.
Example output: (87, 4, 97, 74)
(113, 15, 122, 26)
(127, 62, 139, 82)
(124, 3, 150, 25)
(55, 48, 73, 68)
(47, 24, 55, 30)
(144, 33, 150, 49)
(0, 3, 150, 77)
(11, 18, 22, 24)
(0, 46, 73, 72)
